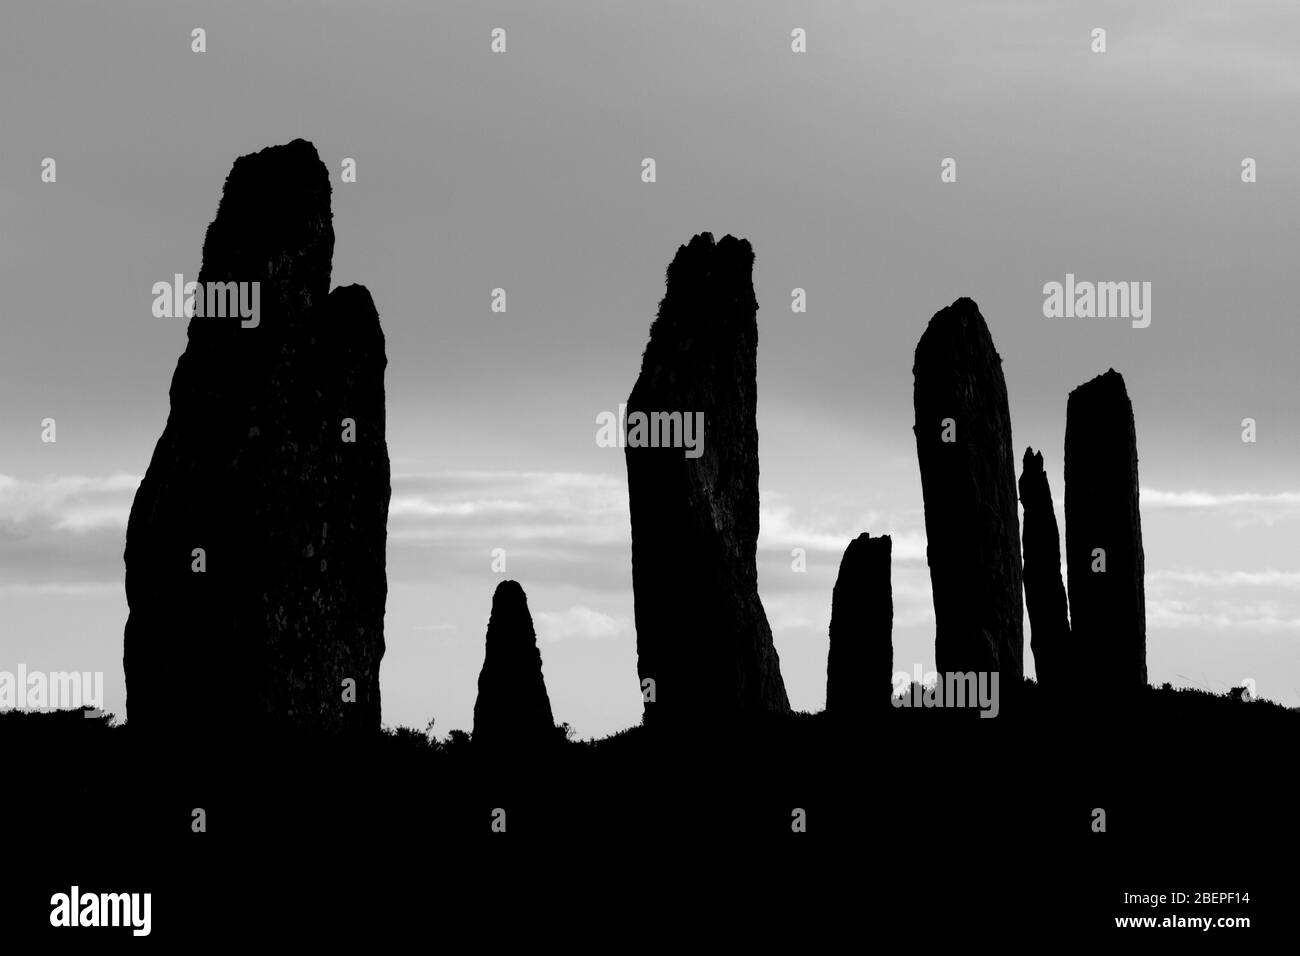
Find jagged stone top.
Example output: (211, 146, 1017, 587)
(1019, 447, 1050, 505)
(913, 297, 1003, 374)
(833, 532, 893, 596)
(1068, 367, 1130, 407)
(196, 137, 335, 325)
(637, 232, 756, 369)
(1066, 369, 1138, 464)
(842, 531, 892, 559)
(1022, 446, 1045, 474)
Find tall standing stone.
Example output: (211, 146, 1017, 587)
(1018, 447, 1071, 688)
(624, 232, 790, 724)
(912, 297, 1024, 683)
(825, 533, 892, 715)
(123, 139, 390, 740)
(1064, 369, 1147, 689)
(472, 581, 556, 748)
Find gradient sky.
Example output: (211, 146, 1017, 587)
(2, 1, 1298, 737)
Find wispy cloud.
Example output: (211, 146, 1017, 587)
(0, 582, 122, 596)
(534, 605, 631, 643)
(0, 473, 139, 531)
(1143, 489, 1300, 510)
(388, 471, 934, 597)
(389, 470, 629, 547)
(757, 491, 928, 564)
(1148, 599, 1300, 633)
(9, 469, 1297, 645)
(1141, 488, 1300, 527)
(0, 473, 140, 586)
(1149, 569, 1300, 589)
(1148, 563, 1300, 632)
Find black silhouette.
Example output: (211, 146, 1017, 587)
(3, 158, 1285, 939)
(912, 297, 1024, 686)
(122, 139, 390, 742)
(825, 532, 892, 716)
(472, 580, 557, 749)
(1065, 368, 1147, 689)
(1019, 447, 1071, 688)
(624, 232, 790, 725)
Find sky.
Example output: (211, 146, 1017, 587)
(2, 1, 1298, 737)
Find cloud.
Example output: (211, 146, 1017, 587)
(1149, 569, 1300, 589)
(757, 490, 930, 600)
(385, 470, 632, 590)
(389, 470, 629, 547)
(0, 473, 140, 585)
(0, 467, 937, 600)
(387, 471, 935, 596)
(0, 582, 121, 596)
(1148, 599, 1300, 633)
(0, 473, 139, 531)
(10, 469, 1296, 645)
(1141, 488, 1300, 527)
(1147, 562, 1300, 633)
(534, 605, 630, 643)
(1143, 489, 1300, 510)
(758, 494, 872, 555)
(759, 495, 928, 562)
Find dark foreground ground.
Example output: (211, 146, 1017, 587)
(1, 682, 1293, 942)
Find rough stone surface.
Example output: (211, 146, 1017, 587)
(1064, 369, 1147, 689)
(472, 581, 556, 748)
(825, 533, 892, 715)
(912, 297, 1024, 683)
(123, 139, 390, 739)
(624, 232, 790, 724)
(1018, 448, 1071, 688)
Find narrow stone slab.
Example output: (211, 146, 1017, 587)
(912, 297, 1024, 684)
(624, 232, 790, 724)
(826, 533, 893, 715)
(1064, 369, 1147, 689)
(1019, 447, 1071, 688)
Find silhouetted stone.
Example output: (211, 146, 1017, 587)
(1019, 448, 1071, 688)
(472, 581, 556, 748)
(1064, 369, 1147, 689)
(624, 232, 790, 724)
(912, 297, 1024, 684)
(825, 533, 892, 715)
(123, 139, 390, 741)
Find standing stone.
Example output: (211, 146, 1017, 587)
(1064, 369, 1147, 689)
(624, 232, 790, 724)
(1018, 448, 1071, 688)
(472, 581, 556, 748)
(912, 297, 1024, 684)
(825, 533, 892, 715)
(123, 139, 390, 740)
